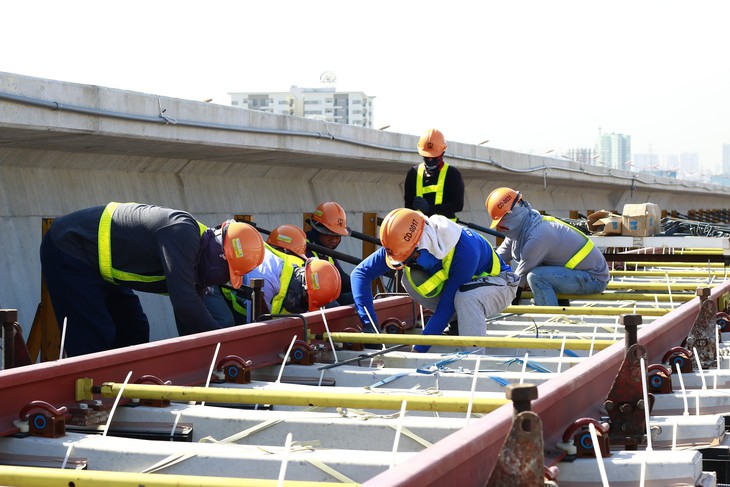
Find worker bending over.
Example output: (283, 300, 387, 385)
(241, 250, 341, 319)
(40, 202, 265, 356)
(305, 201, 353, 305)
(208, 224, 310, 326)
(351, 208, 518, 353)
(404, 128, 464, 220)
(486, 188, 610, 306)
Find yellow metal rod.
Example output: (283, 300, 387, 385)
(504, 305, 668, 316)
(323, 332, 616, 350)
(606, 281, 710, 291)
(674, 249, 723, 254)
(91, 382, 508, 414)
(621, 261, 726, 268)
(0, 465, 355, 487)
(610, 269, 728, 278)
(521, 292, 693, 302)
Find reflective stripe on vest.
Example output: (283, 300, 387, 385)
(98, 202, 207, 284)
(405, 235, 501, 298)
(416, 163, 449, 206)
(541, 216, 594, 269)
(265, 243, 297, 314)
(221, 286, 248, 317)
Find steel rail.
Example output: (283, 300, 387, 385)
(1, 283, 729, 486)
(0, 296, 414, 437)
(365, 283, 730, 486)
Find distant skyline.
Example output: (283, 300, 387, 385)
(3, 1, 729, 172)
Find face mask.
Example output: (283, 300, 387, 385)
(498, 203, 528, 235)
(414, 249, 439, 270)
(423, 156, 441, 172)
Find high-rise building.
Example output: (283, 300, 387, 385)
(723, 143, 730, 175)
(679, 152, 699, 176)
(595, 132, 631, 170)
(229, 86, 375, 128)
(565, 147, 595, 164)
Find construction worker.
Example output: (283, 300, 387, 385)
(486, 187, 610, 306)
(404, 128, 464, 220)
(39, 202, 265, 357)
(305, 201, 354, 305)
(267, 224, 308, 265)
(242, 253, 342, 318)
(208, 224, 310, 325)
(351, 208, 519, 353)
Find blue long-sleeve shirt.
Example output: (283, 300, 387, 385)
(351, 228, 511, 352)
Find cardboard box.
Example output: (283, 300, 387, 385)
(621, 203, 661, 236)
(587, 210, 622, 235)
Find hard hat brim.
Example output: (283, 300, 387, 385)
(417, 147, 443, 158)
(228, 271, 243, 289)
(308, 218, 351, 236)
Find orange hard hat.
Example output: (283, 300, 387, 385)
(267, 224, 307, 261)
(486, 187, 522, 228)
(417, 128, 447, 157)
(304, 258, 342, 310)
(379, 208, 425, 270)
(310, 201, 351, 236)
(222, 221, 265, 288)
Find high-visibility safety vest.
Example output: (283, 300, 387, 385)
(541, 216, 594, 269)
(220, 244, 301, 317)
(98, 202, 206, 285)
(416, 162, 449, 206)
(221, 286, 247, 318)
(264, 244, 299, 315)
(405, 237, 501, 299)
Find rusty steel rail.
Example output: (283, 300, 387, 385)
(0, 296, 415, 437)
(366, 282, 730, 487)
(1, 284, 729, 486)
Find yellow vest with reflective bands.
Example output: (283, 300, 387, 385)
(98, 202, 207, 285)
(221, 286, 248, 317)
(416, 163, 449, 206)
(405, 235, 501, 298)
(541, 216, 594, 269)
(264, 244, 299, 314)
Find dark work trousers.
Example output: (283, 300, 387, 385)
(40, 235, 150, 357)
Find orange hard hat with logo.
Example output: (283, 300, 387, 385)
(267, 224, 307, 261)
(379, 208, 425, 270)
(417, 128, 447, 157)
(222, 221, 265, 288)
(486, 187, 522, 228)
(309, 201, 351, 236)
(304, 258, 342, 310)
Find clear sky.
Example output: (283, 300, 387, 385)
(3, 1, 728, 172)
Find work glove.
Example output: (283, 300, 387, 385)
(412, 196, 430, 214)
(511, 286, 523, 305)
